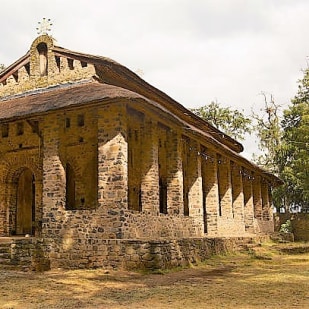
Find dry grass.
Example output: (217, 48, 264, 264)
(1, 241, 309, 309)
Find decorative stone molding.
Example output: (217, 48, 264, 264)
(0, 35, 95, 98)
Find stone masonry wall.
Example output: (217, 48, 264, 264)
(0, 35, 96, 98)
(274, 213, 309, 241)
(243, 173, 255, 233)
(59, 107, 98, 210)
(46, 236, 270, 270)
(0, 118, 43, 236)
(0, 100, 275, 243)
(7, 235, 269, 271)
(202, 149, 219, 235)
(41, 104, 129, 250)
(290, 214, 309, 241)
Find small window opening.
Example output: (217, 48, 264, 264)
(77, 114, 84, 127)
(81, 61, 87, 68)
(134, 130, 138, 141)
(218, 199, 222, 216)
(37, 43, 48, 76)
(217, 161, 222, 217)
(68, 59, 74, 70)
(17, 122, 24, 136)
(55, 56, 61, 71)
(79, 137, 84, 143)
(1, 124, 9, 138)
(66, 163, 76, 210)
(138, 189, 142, 211)
(159, 178, 168, 214)
(184, 192, 189, 216)
(203, 193, 208, 233)
(65, 118, 71, 128)
(24, 63, 30, 75)
(13, 72, 18, 82)
(32, 121, 39, 134)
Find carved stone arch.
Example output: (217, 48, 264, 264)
(64, 155, 82, 180)
(1, 155, 43, 236)
(64, 155, 85, 210)
(29, 34, 56, 78)
(37, 42, 48, 76)
(3, 155, 42, 184)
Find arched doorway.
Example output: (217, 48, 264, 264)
(16, 168, 35, 235)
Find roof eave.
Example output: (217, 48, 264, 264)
(52, 45, 244, 153)
(0, 52, 30, 83)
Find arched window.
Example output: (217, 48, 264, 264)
(16, 168, 35, 235)
(37, 43, 48, 76)
(66, 163, 76, 210)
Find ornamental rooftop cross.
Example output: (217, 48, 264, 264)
(36, 18, 53, 35)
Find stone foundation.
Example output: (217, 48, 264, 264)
(8, 236, 269, 271)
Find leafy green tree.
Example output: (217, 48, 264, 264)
(191, 101, 252, 141)
(276, 69, 309, 212)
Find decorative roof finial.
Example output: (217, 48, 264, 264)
(36, 18, 53, 35)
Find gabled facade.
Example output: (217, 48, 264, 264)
(0, 35, 281, 269)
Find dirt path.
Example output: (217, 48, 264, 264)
(1, 242, 309, 309)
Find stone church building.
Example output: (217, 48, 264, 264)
(0, 34, 281, 269)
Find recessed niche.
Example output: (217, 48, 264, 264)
(37, 43, 48, 76)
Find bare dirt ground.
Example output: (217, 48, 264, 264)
(1, 242, 309, 309)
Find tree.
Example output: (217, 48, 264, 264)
(251, 92, 282, 172)
(191, 101, 252, 141)
(0, 64, 5, 72)
(248, 93, 284, 212)
(276, 69, 309, 212)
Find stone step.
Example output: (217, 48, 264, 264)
(0, 244, 11, 250)
(0, 262, 23, 271)
(0, 250, 11, 257)
(0, 246, 10, 256)
(0, 257, 12, 265)
(0, 238, 32, 271)
(0, 248, 10, 254)
(0, 252, 10, 259)
(0, 243, 12, 267)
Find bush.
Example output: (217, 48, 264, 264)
(279, 219, 292, 233)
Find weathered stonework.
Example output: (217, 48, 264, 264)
(0, 35, 96, 98)
(0, 34, 282, 270)
(275, 213, 309, 241)
(9, 235, 273, 270)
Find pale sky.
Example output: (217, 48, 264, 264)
(1, 0, 309, 158)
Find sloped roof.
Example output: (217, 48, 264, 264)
(52, 46, 245, 153)
(0, 35, 243, 153)
(0, 79, 282, 186)
(0, 80, 237, 156)
(0, 81, 139, 120)
(0, 35, 282, 185)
